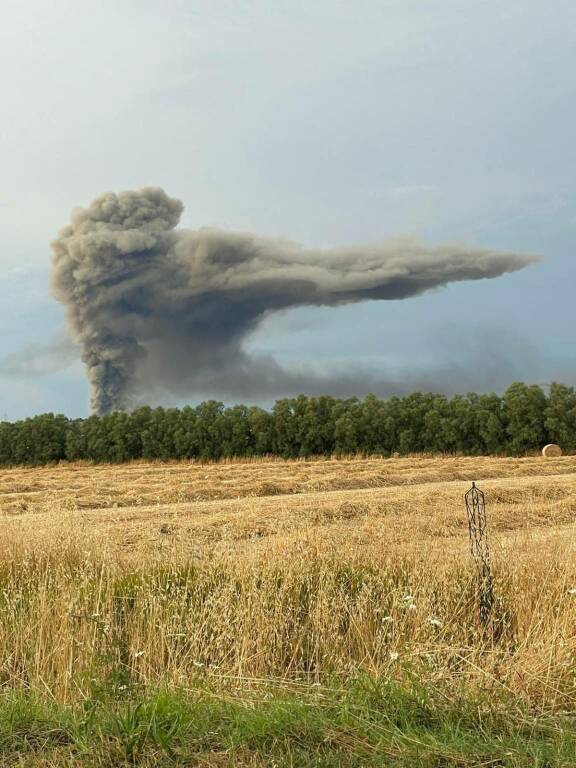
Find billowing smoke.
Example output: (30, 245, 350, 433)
(51, 188, 538, 414)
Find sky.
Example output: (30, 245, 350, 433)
(0, 0, 574, 420)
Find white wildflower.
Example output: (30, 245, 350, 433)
(428, 618, 442, 627)
(389, 651, 399, 661)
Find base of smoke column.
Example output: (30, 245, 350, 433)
(391, 452, 401, 459)
(542, 443, 562, 457)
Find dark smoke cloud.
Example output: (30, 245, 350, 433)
(51, 188, 539, 414)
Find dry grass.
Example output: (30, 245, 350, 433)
(0, 454, 575, 711)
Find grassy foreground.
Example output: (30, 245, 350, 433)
(3, 678, 576, 767)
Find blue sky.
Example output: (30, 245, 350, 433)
(1, 0, 574, 419)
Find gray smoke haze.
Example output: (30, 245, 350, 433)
(51, 188, 539, 414)
(0, 334, 78, 377)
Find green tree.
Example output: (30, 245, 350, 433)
(545, 382, 576, 451)
(503, 382, 547, 454)
(297, 396, 337, 456)
(173, 406, 198, 459)
(194, 401, 225, 460)
(272, 398, 299, 457)
(247, 406, 274, 455)
(475, 393, 507, 454)
(0, 422, 16, 464)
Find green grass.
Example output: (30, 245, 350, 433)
(0, 676, 575, 767)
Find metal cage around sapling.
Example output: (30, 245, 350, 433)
(465, 482, 494, 626)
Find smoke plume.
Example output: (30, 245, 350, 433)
(51, 188, 538, 414)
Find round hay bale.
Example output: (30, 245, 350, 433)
(542, 443, 562, 458)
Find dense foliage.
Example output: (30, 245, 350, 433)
(1, 382, 575, 466)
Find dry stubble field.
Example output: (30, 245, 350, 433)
(1, 455, 576, 763)
(3, 453, 576, 563)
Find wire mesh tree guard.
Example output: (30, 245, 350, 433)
(465, 482, 494, 626)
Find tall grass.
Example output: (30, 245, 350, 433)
(0, 538, 574, 712)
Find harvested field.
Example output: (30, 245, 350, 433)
(1, 454, 576, 565)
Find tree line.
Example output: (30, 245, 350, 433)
(0, 382, 575, 466)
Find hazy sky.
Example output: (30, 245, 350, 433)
(1, 0, 574, 419)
